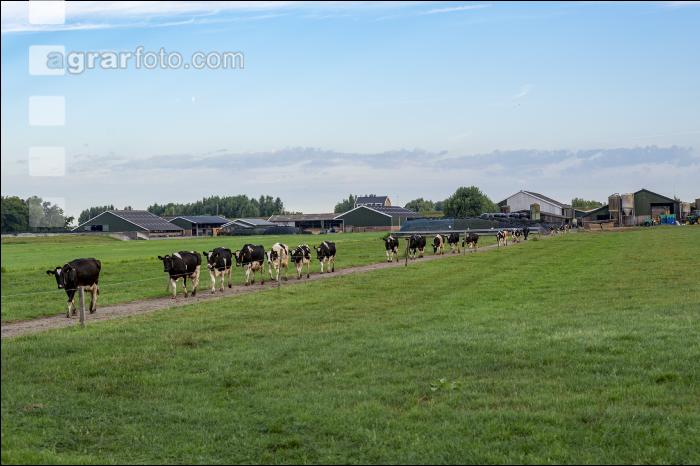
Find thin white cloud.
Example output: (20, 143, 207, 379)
(1, 1, 436, 33)
(513, 84, 533, 100)
(422, 4, 492, 15)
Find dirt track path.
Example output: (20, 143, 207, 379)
(2, 242, 511, 339)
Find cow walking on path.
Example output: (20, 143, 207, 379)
(382, 235, 400, 262)
(46, 258, 101, 318)
(203, 248, 233, 293)
(234, 244, 266, 285)
(316, 241, 336, 273)
(158, 251, 201, 299)
(267, 243, 290, 281)
(290, 244, 312, 279)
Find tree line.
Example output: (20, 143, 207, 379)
(147, 195, 285, 219)
(1, 196, 73, 234)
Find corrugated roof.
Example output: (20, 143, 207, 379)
(335, 205, 418, 219)
(268, 213, 337, 222)
(221, 218, 276, 229)
(110, 210, 183, 231)
(522, 191, 571, 208)
(171, 215, 229, 225)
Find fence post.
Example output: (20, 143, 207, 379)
(78, 287, 85, 328)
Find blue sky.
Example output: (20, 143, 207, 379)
(2, 1, 699, 217)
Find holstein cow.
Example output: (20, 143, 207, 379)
(432, 234, 445, 255)
(290, 244, 312, 279)
(267, 242, 290, 281)
(496, 229, 509, 247)
(158, 251, 201, 299)
(46, 258, 101, 318)
(511, 228, 522, 243)
(407, 234, 426, 259)
(522, 226, 530, 241)
(463, 232, 479, 251)
(234, 244, 266, 286)
(447, 232, 461, 254)
(382, 235, 400, 262)
(203, 247, 233, 293)
(316, 241, 336, 273)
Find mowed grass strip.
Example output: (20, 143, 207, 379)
(2, 227, 699, 464)
(1, 232, 495, 322)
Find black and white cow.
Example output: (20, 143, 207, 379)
(157, 251, 201, 299)
(496, 230, 509, 247)
(522, 226, 530, 241)
(432, 234, 445, 255)
(267, 243, 289, 281)
(234, 244, 266, 285)
(382, 235, 400, 262)
(447, 232, 461, 254)
(46, 258, 101, 318)
(462, 232, 479, 251)
(407, 234, 426, 259)
(290, 244, 312, 279)
(512, 228, 522, 243)
(203, 248, 233, 293)
(316, 241, 336, 273)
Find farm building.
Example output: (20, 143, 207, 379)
(267, 213, 344, 233)
(167, 215, 229, 236)
(580, 189, 682, 226)
(73, 210, 183, 238)
(219, 218, 302, 236)
(355, 195, 391, 208)
(335, 205, 418, 231)
(499, 190, 574, 224)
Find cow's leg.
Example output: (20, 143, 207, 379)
(209, 270, 217, 293)
(89, 285, 98, 313)
(320, 260, 324, 273)
(191, 267, 200, 296)
(306, 260, 310, 278)
(227, 268, 233, 288)
(245, 266, 251, 286)
(183, 277, 189, 298)
(66, 299, 73, 318)
(170, 278, 177, 299)
(331, 256, 335, 272)
(260, 264, 265, 285)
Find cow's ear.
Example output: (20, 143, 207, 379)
(157, 256, 164, 260)
(46, 269, 55, 275)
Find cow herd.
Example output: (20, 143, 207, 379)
(46, 227, 542, 319)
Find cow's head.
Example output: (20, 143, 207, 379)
(157, 255, 173, 273)
(203, 250, 218, 270)
(268, 249, 279, 262)
(46, 266, 64, 288)
(233, 250, 242, 267)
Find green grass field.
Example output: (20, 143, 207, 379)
(2, 227, 699, 464)
(1, 233, 497, 322)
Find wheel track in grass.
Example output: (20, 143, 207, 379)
(1, 239, 536, 339)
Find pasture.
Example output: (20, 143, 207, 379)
(2, 227, 699, 463)
(1, 233, 497, 322)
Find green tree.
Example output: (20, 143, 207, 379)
(404, 198, 435, 213)
(78, 205, 115, 224)
(148, 195, 284, 219)
(571, 198, 603, 210)
(443, 186, 497, 218)
(1, 196, 29, 233)
(334, 194, 357, 214)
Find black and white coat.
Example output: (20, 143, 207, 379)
(267, 243, 290, 281)
(203, 248, 233, 293)
(235, 244, 266, 286)
(290, 244, 312, 279)
(46, 258, 101, 318)
(382, 235, 400, 262)
(157, 251, 201, 298)
(316, 241, 336, 273)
